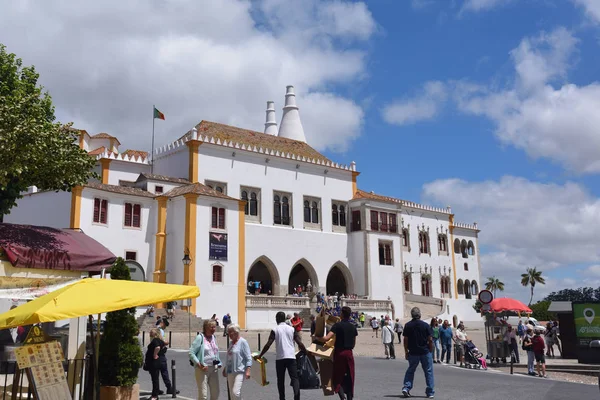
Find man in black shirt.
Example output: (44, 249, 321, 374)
(316, 306, 357, 400)
(401, 307, 434, 399)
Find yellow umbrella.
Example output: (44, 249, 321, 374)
(0, 278, 200, 329)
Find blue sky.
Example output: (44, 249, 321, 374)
(1, 0, 600, 302)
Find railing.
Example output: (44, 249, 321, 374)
(246, 295, 311, 309)
(341, 299, 393, 311)
(405, 293, 445, 306)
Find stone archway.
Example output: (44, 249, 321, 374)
(247, 256, 281, 295)
(326, 262, 354, 295)
(288, 259, 319, 294)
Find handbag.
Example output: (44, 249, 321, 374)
(190, 334, 204, 366)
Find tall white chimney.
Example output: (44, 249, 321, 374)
(277, 85, 307, 143)
(264, 101, 278, 135)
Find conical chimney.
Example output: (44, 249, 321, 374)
(264, 101, 278, 135)
(278, 86, 306, 143)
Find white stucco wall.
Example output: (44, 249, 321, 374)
(5, 191, 71, 228)
(153, 148, 189, 181)
(366, 232, 404, 317)
(79, 188, 155, 279)
(106, 160, 150, 185)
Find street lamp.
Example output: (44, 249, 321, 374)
(182, 252, 192, 346)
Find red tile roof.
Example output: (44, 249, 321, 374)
(122, 149, 149, 161)
(85, 182, 155, 198)
(88, 147, 106, 156)
(90, 133, 121, 145)
(163, 183, 237, 201)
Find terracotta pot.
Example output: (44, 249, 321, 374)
(99, 384, 139, 400)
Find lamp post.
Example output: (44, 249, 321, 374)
(182, 253, 192, 346)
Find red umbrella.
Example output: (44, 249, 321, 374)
(488, 298, 532, 314)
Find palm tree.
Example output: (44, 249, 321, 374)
(521, 267, 546, 305)
(485, 276, 505, 298)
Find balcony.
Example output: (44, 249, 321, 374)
(246, 295, 310, 309)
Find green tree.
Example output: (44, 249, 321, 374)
(529, 300, 555, 322)
(521, 267, 546, 306)
(0, 44, 96, 218)
(544, 287, 597, 302)
(98, 258, 143, 387)
(485, 276, 505, 298)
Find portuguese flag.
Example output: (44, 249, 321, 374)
(153, 106, 165, 120)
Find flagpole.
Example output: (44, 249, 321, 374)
(151, 105, 155, 174)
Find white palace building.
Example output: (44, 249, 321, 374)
(6, 86, 482, 329)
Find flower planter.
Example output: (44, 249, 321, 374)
(99, 384, 139, 400)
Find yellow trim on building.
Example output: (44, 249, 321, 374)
(69, 186, 83, 229)
(238, 201, 246, 329)
(100, 159, 111, 184)
(78, 132, 85, 149)
(186, 140, 201, 183)
(184, 193, 199, 314)
(352, 171, 360, 195)
(154, 196, 168, 285)
(449, 215, 458, 300)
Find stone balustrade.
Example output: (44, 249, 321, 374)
(341, 299, 393, 311)
(246, 295, 310, 309)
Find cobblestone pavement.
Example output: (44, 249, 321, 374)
(138, 349, 599, 400)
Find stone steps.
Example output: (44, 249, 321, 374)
(137, 313, 205, 333)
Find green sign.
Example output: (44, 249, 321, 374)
(573, 303, 600, 338)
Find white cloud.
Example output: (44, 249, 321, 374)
(455, 28, 600, 174)
(573, 0, 600, 24)
(0, 0, 376, 153)
(422, 176, 600, 302)
(460, 0, 512, 13)
(411, 0, 435, 10)
(382, 81, 447, 126)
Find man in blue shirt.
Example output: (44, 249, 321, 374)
(402, 307, 434, 399)
(438, 320, 453, 364)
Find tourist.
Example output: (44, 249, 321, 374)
(532, 329, 548, 378)
(316, 306, 357, 400)
(517, 320, 525, 344)
(223, 324, 252, 400)
(371, 317, 380, 338)
(166, 301, 175, 320)
(359, 313, 365, 328)
(189, 320, 222, 400)
(145, 328, 165, 400)
(382, 320, 395, 360)
(522, 327, 536, 376)
(401, 307, 434, 399)
(309, 315, 316, 339)
(210, 314, 219, 327)
(544, 322, 555, 357)
(223, 313, 232, 337)
(155, 316, 162, 327)
(552, 320, 562, 357)
(256, 311, 307, 400)
(430, 318, 441, 363)
(503, 325, 519, 363)
(157, 318, 179, 395)
(454, 323, 467, 367)
(290, 312, 304, 338)
(439, 320, 452, 364)
(394, 318, 404, 344)
(285, 314, 293, 326)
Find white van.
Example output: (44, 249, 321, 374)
(504, 316, 546, 332)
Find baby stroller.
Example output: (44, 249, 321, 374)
(463, 340, 486, 370)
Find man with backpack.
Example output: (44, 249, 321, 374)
(222, 313, 231, 337)
(382, 320, 395, 359)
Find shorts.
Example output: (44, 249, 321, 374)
(456, 344, 464, 357)
(534, 353, 545, 363)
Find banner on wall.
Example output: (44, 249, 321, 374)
(209, 232, 228, 261)
(572, 302, 600, 346)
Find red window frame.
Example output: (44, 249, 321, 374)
(212, 265, 223, 282)
(94, 198, 108, 224)
(389, 214, 397, 233)
(380, 212, 388, 232)
(370, 210, 379, 231)
(351, 210, 361, 231)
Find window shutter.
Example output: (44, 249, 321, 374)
(211, 207, 218, 228)
(332, 204, 339, 226)
(304, 201, 311, 223)
(124, 203, 132, 227)
(370, 210, 379, 231)
(250, 192, 258, 216)
(389, 214, 397, 233)
(311, 201, 319, 224)
(380, 212, 388, 232)
(274, 196, 281, 224)
(339, 206, 346, 227)
(213, 265, 222, 282)
(93, 199, 100, 223)
(351, 210, 361, 231)
(133, 204, 141, 228)
(385, 245, 392, 265)
(100, 200, 108, 224)
(218, 208, 225, 229)
(378, 244, 385, 265)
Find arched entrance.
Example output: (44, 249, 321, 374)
(325, 263, 354, 295)
(288, 260, 319, 294)
(247, 257, 280, 295)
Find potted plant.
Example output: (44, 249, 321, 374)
(98, 257, 143, 399)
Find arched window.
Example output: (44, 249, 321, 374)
(402, 229, 409, 248)
(404, 274, 411, 293)
(311, 201, 319, 224)
(471, 281, 478, 295)
(249, 192, 258, 216)
(454, 238, 460, 253)
(419, 232, 429, 254)
(332, 204, 339, 225)
(440, 277, 451, 296)
(339, 205, 346, 227)
(457, 279, 464, 295)
(464, 263, 468, 271)
(468, 241, 475, 256)
(461, 239, 468, 258)
(421, 275, 431, 297)
(212, 264, 223, 283)
(304, 201, 311, 223)
(464, 279, 472, 299)
(241, 191, 249, 215)
(438, 235, 447, 252)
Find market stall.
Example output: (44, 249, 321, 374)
(484, 298, 532, 363)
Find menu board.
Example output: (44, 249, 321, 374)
(15, 340, 72, 400)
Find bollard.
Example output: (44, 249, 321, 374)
(453, 344, 456, 365)
(171, 360, 177, 398)
(258, 333, 261, 352)
(169, 331, 172, 348)
(142, 331, 145, 347)
(510, 351, 514, 375)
